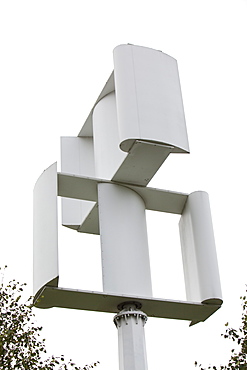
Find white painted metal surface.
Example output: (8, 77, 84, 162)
(78, 72, 115, 137)
(113, 44, 189, 153)
(78, 44, 189, 156)
(112, 140, 174, 186)
(92, 91, 127, 180)
(92, 90, 175, 185)
(60, 136, 95, 177)
(179, 191, 222, 304)
(33, 163, 58, 297)
(97, 183, 152, 297)
(114, 304, 148, 370)
(60, 136, 95, 231)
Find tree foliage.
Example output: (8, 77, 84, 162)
(195, 289, 247, 370)
(0, 267, 99, 370)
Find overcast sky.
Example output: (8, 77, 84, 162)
(1, 0, 247, 369)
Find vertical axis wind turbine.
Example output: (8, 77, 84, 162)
(33, 44, 222, 370)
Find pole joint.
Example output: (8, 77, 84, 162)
(113, 301, 148, 328)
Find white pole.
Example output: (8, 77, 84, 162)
(114, 303, 148, 370)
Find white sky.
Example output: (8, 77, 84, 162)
(1, 0, 247, 369)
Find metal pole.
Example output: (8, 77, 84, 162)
(114, 302, 148, 370)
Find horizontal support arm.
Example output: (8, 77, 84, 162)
(58, 172, 188, 214)
(34, 286, 221, 326)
